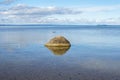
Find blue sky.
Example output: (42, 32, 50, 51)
(0, 0, 120, 24)
(13, 0, 120, 7)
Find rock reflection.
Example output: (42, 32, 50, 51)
(46, 46, 70, 56)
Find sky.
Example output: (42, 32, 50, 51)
(0, 0, 120, 25)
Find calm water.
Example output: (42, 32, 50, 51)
(0, 25, 120, 80)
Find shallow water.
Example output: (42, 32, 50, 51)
(0, 25, 120, 80)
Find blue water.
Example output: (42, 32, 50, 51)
(0, 25, 120, 80)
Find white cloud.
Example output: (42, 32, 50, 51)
(0, 4, 81, 16)
(0, 4, 82, 24)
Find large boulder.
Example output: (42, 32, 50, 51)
(45, 36, 71, 47)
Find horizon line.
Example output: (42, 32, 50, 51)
(0, 24, 120, 26)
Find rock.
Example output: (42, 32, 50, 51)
(45, 36, 71, 47)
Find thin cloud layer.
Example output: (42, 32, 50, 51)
(0, 4, 120, 24)
(0, 0, 15, 5)
(0, 4, 81, 16)
(78, 5, 120, 12)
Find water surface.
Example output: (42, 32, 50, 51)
(0, 25, 120, 80)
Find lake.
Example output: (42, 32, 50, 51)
(0, 25, 120, 80)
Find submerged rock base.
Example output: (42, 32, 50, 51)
(46, 46, 70, 55)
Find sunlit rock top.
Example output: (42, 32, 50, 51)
(45, 36, 71, 47)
